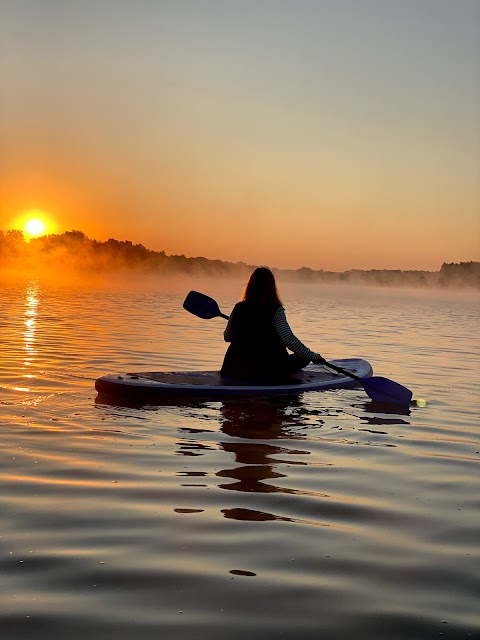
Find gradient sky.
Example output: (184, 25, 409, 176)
(1, 0, 479, 271)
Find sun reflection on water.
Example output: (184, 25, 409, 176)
(18, 280, 40, 391)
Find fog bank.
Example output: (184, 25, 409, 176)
(1, 229, 479, 290)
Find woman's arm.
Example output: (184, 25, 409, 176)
(274, 307, 325, 362)
(223, 311, 234, 342)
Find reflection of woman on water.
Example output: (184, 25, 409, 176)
(221, 267, 326, 382)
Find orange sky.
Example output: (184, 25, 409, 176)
(1, 1, 479, 271)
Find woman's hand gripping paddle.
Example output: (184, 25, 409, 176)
(183, 290, 413, 407)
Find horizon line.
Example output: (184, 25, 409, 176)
(1, 227, 477, 274)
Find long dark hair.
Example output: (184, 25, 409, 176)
(242, 267, 282, 305)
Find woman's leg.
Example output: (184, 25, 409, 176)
(286, 354, 310, 375)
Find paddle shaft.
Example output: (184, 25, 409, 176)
(322, 361, 363, 383)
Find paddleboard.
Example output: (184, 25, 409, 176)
(95, 358, 372, 401)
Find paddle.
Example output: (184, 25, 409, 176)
(183, 290, 413, 406)
(321, 361, 413, 406)
(183, 290, 229, 320)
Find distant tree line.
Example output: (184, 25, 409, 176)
(1, 229, 479, 289)
(438, 261, 480, 289)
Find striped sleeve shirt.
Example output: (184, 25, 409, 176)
(224, 306, 323, 362)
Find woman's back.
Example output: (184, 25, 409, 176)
(227, 301, 281, 347)
(220, 300, 289, 381)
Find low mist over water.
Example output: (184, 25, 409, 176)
(0, 276, 479, 640)
(1, 229, 479, 289)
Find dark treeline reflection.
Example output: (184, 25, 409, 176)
(1, 228, 479, 289)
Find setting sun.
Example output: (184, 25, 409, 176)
(24, 218, 46, 237)
(15, 208, 55, 239)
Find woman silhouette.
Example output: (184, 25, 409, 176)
(221, 267, 326, 382)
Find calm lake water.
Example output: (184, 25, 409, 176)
(1, 275, 479, 640)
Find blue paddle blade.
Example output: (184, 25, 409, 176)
(361, 376, 413, 406)
(183, 290, 227, 320)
